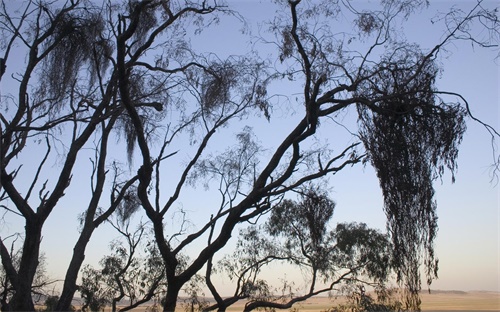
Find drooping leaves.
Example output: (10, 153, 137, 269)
(279, 26, 294, 62)
(357, 48, 466, 309)
(41, 9, 111, 102)
(116, 186, 141, 225)
(195, 57, 272, 121)
(201, 61, 239, 113)
(115, 68, 167, 164)
(127, 0, 158, 52)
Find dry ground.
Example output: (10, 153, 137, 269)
(252, 291, 500, 311)
(418, 291, 499, 311)
(106, 291, 499, 311)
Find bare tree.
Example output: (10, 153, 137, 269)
(0, 0, 230, 309)
(0, 1, 120, 309)
(0, 1, 143, 310)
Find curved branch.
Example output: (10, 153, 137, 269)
(435, 90, 500, 177)
(243, 269, 355, 312)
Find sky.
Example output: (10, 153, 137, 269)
(0, 0, 498, 298)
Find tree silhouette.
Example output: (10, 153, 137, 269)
(79, 221, 166, 312)
(0, 0, 497, 311)
(205, 189, 393, 311)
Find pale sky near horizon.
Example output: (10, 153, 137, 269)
(0, 0, 498, 297)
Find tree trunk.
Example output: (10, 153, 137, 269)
(163, 284, 181, 312)
(56, 226, 94, 311)
(9, 220, 41, 311)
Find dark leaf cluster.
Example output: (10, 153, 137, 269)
(41, 8, 111, 103)
(267, 190, 334, 249)
(201, 61, 239, 113)
(116, 187, 141, 225)
(357, 48, 467, 308)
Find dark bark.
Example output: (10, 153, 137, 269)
(56, 227, 93, 311)
(242, 282, 343, 312)
(162, 283, 181, 312)
(9, 220, 41, 311)
(204, 296, 244, 312)
(205, 256, 226, 311)
(56, 115, 121, 311)
(0, 240, 18, 293)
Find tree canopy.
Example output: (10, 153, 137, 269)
(206, 189, 393, 311)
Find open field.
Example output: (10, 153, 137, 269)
(255, 291, 500, 311)
(222, 291, 500, 312)
(106, 291, 499, 311)
(419, 291, 500, 311)
(283, 291, 499, 311)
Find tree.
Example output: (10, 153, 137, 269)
(79, 265, 110, 312)
(0, 236, 55, 311)
(205, 189, 393, 311)
(0, 0, 136, 310)
(120, 1, 497, 310)
(78, 220, 167, 312)
(0, 0, 498, 311)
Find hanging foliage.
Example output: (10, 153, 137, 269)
(41, 10, 111, 102)
(357, 48, 466, 309)
(116, 186, 141, 225)
(201, 60, 239, 114)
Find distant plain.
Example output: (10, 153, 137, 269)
(106, 290, 500, 311)
(223, 291, 500, 311)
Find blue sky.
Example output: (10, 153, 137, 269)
(1, 0, 498, 296)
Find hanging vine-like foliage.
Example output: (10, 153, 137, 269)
(41, 10, 111, 103)
(357, 48, 467, 309)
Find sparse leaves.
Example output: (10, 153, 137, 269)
(79, 231, 167, 312)
(190, 126, 261, 198)
(355, 12, 380, 35)
(214, 189, 393, 311)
